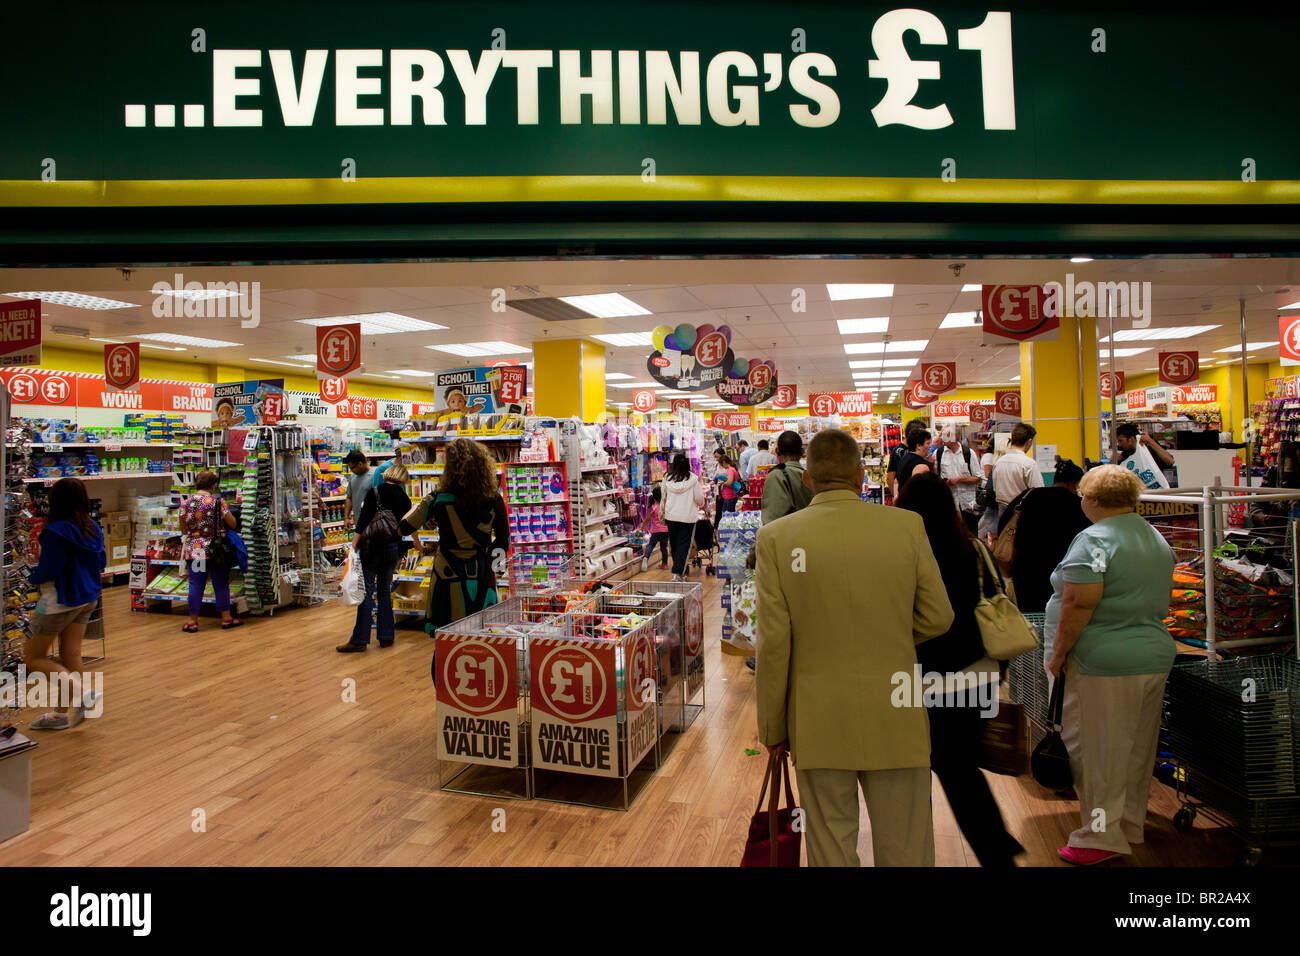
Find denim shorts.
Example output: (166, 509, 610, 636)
(31, 600, 96, 636)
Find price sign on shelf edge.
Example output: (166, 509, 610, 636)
(316, 323, 361, 379)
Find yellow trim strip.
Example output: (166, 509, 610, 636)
(2, 175, 1297, 207)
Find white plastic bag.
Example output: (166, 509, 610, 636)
(1122, 442, 1170, 490)
(338, 546, 365, 606)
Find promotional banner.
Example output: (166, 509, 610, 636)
(710, 411, 751, 431)
(319, 375, 348, 404)
(646, 322, 734, 391)
(933, 399, 993, 419)
(337, 396, 380, 420)
(434, 366, 528, 418)
(632, 390, 656, 413)
(809, 391, 873, 416)
(771, 384, 797, 409)
(994, 390, 1022, 419)
(1100, 370, 1126, 400)
(378, 399, 413, 422)
(624, 629, 658, 771)
(919, 362, 957, 395)
(529, 637, 620, 778)
(1172, 384, 1218, 405)
(316, 323, 361, 380)
(716, 360, 777, 406)
(670, 398, 692, 417)
(435, 634, 521, 769)
(981, 286, 1058, 345)
(286, 392, 334, 418)
(213, 380, 285, 427)
(0, 299, 41, 368)
(1158, 351, 1199, 387)
(0, 369, 213, 412)
(103, 343, 141, 393)
(757, 416, 787, 433)
(969, 403, 991, 425)
(905, 380, 940, 410)
(1281, 314, 1300, 367)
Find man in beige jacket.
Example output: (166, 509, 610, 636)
(755, 428, 954, 866)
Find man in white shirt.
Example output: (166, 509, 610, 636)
(936, 427, 981, 532)
(748, 439, 779, 474)
(992, 422, 1044, 514)
(738, 440, 757, 478)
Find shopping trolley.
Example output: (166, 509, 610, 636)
(690, 516, 717, 576)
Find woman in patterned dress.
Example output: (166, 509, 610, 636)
(406, 439, 509, 678)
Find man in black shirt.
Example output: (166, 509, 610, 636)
(886, 418, 927, 499)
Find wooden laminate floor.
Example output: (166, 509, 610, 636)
(3, 568, 1245, 866)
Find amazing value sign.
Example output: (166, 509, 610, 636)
(710, 411, 751, 431)
(435, 633, 520, 769)
(529, 637, 620, 778)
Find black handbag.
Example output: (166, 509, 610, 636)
(1031, 669, 1074, 790)
(356, 487, 400, 553)
(205, 496, 237, 571)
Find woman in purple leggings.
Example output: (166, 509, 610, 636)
(179, 469, 241, 632)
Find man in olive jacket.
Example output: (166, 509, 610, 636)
(760, 430, 815, 525)
(755, 428, 954, 866)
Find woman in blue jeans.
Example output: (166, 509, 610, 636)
(179, 470, 240, 632)
(337, 463, 413, 652)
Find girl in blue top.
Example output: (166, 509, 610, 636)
(26, 477, 106, 730)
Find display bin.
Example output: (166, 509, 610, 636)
(581, 590, 684, 762)
(0, 736, 36, 844)
(528, 607, 660, 810)
(508, 551, 574, 595)
(433, 596, 579, 801)
(612, 579, 705, 731)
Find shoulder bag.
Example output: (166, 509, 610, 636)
(205, 496, 237, 571)
(356, 486, 400, 553)
(973, 543, 1039, 660)
(1031, 671, 1074, 790)
(992, 495, 1022, 565)
(740, 748, 801, 867)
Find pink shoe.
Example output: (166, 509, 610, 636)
(1058, 845, 1121, 866)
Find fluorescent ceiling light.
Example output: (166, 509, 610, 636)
(591, 332, 655, 347)
(1070, 256, 1094, 263)
(836, 317, 890, 335)
(840, 339, 929, 354)
(1281, 300, 1300, 310)
(133, 333, 242, 347)
(363, 373, 402, 380)
(139, 344, 187, 352)
(1215, 342, 1277, 353)
(1100, 325, 1220, 342)
(558, 293, 651, 318)
(425, 341, 531, 357)
(157, 288, 241, 301)
(961, 284, 981, 292)
(250, 358, 313, 369)
(827, 283, 893, 301)
(607, 381, 657, 388)
(90, 337, 124, 344)
(605, 372, 635, 380)
(939, 311, 980, 329)
(6, 291, 137, 310)
(296, 312, 448, 334)
(1011, 375, 1021, 381)
(877, 358, 920, 367)
(386, 369, 437, 377)
(1102, 348, 1152, 358)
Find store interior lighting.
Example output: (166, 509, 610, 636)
(5, 291, 137, 310)
(425, 341, 531, 357)
(557, 293, 651, 317)
(133, 333, 242, 348)
(295, 312, 448, 334)
(827, 283, 893, 301)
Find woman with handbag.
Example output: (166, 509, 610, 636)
(337, 463, 413, 653)
(715, 453, 743, 518)
(1044, 465, 1175, 866)
(179, 469, 240, 632)
(896, 473, 1026, 867)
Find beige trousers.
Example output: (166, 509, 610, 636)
(1058, 657, 1169, 854)
(794, 766, 935, 866)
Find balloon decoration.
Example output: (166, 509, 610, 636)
(645, 322, 778, 405)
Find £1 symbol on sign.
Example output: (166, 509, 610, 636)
(810, 394, 835, 417)
(632, 390, 656, 413)
(6, 372, 37, 402)
(695, 331, 727, 368)
(316, 323, 361, 378)
(1158, 351, 1197, 386)
(40, 375, 71, 405)
(441, 640, 510, 715)
(320, 376, 347, 403)
(747, 364, 772, 389)
(921, 362, 955, 394)
(105, 343, 139, 390)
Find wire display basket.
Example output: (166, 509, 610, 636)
(1005, 612, 1050, 749)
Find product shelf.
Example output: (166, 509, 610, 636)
(585, 513, 620, 526)
(588, 536, 629, 556)
(24, 472, 173, 483)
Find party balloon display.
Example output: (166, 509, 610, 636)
(643, 320, 775, 398)
(674, 324, 697, 349)
(652, 325, 673, 351)
(664, 333, 679, 352)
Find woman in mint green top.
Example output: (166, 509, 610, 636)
(1043, 465, 1175, 867)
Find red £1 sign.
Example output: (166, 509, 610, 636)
(1158, 351, 1198, 387)
(1280, 314, 1300, 367)
(320, 376, 348, 403)
(316, 323, 361, 379)
(632, 389, 656, 413)
(920, 362, 956, 394)
(694, 331, 728, 368)
(995, 390, 1022, 418)
(104, 343, 140, 392)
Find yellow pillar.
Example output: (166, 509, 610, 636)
(532, 339, 606, 419)
(1019, 312, 1101, 467)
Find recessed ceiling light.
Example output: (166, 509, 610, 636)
(1070, 256, 1094, 264)
(1101, 348, 1152, 358)
(250, 358, 314, 369)
(425, 341, 531, 357)
(961, 284, 981, 292)
(827, 283, 893, 301)
(133, 333, 242, 347)
(138, 344, 188, 352)
(591, 332, 655, 347)
(1215, 342, 1278, 353)
(1281, 300, 1300, 310)
(5, 291, 137, 310)
(558, 293, 651, 318)
(836, 317, 890, 335)
(939, 311, 981, 329)
(1100, 325, 1220, 342)
(385, 369, 437, 377)
(296, 312, 448, 334)
(363, 373, 403, 380)
(841, 339, 929, 354)
(90, 337, 125, 344)
(607, 381, 658, 388)
(157, 288, 242, 301)
(605, 372, 634, 381)
(1011, 375, 1021, 381)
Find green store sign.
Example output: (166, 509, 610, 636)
(2, 0, 1298, 208)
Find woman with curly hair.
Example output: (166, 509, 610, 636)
(405, 438, 510, 636)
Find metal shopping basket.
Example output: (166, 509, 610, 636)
(1006, 612, 1050, 748)
(1166, 656, 1300, 865)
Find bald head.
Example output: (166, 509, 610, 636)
(806, 428, 863, 492)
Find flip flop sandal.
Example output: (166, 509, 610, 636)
(182, 623, 199, 633)
(221, 619, 244, 629)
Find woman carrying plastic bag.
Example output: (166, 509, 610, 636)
(338, 546, 366, 606)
